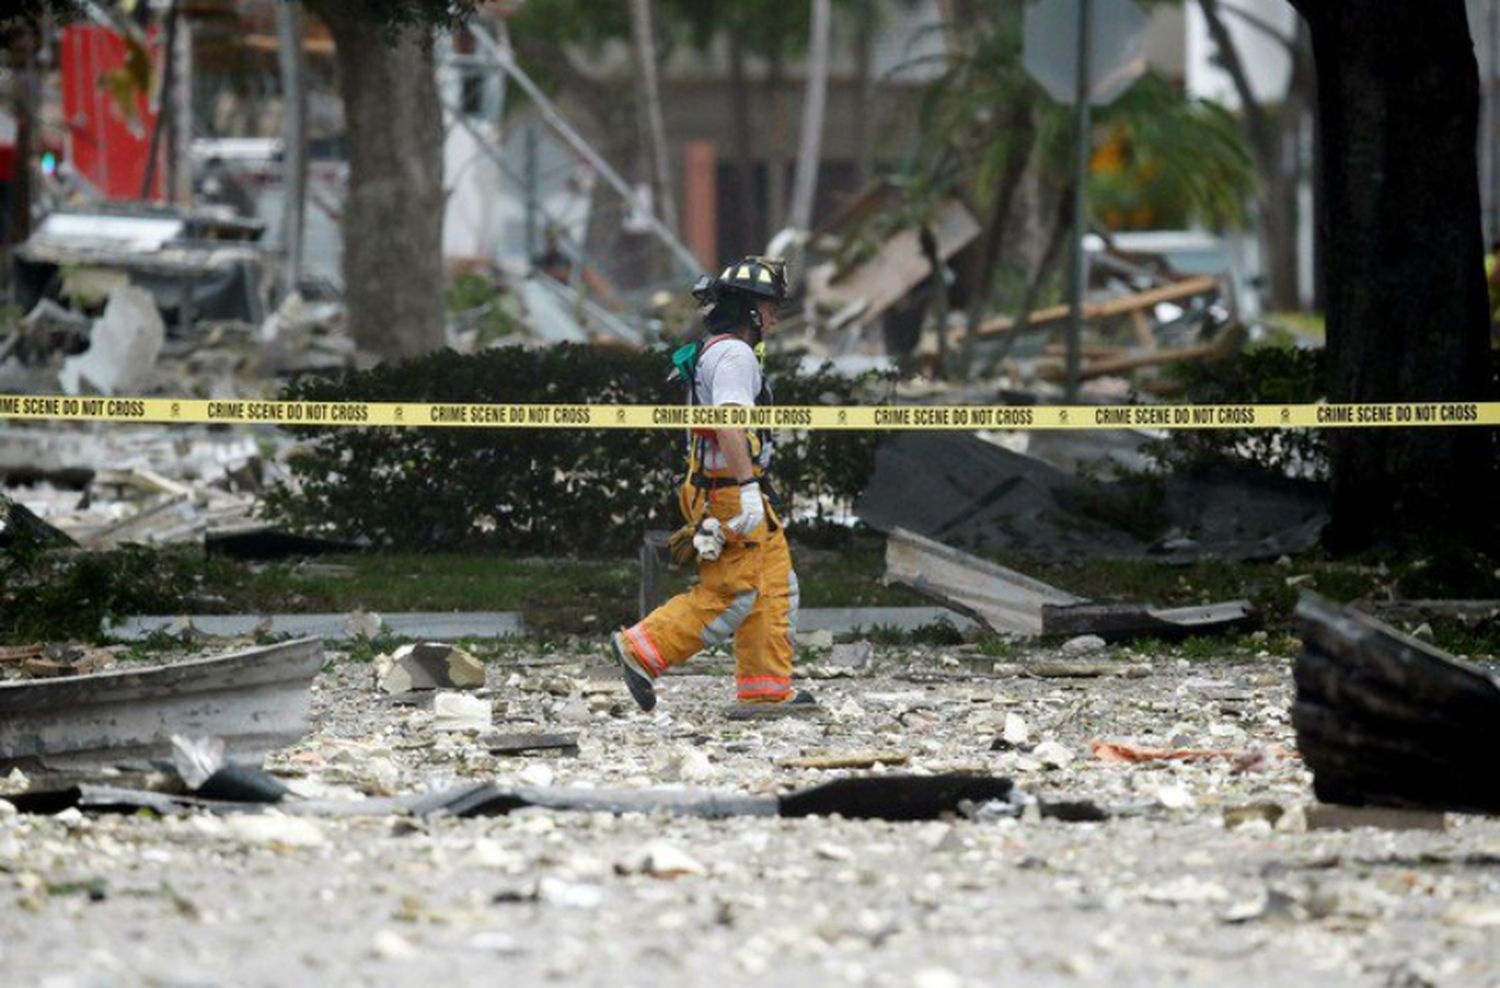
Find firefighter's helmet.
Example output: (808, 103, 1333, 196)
(691, 256, 788, 306)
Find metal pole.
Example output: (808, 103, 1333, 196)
(466, 24, 702, 276)
(170, 13, 192, 203)
(1065, 0, 1094, 403)
(277, 1, 308, 295)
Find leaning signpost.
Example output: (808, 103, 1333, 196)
(1023, 0, 1149, 400)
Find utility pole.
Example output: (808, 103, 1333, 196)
(170, 8, 193, 203)
(277, 1, 308, 295)
(1064, 0, 1094, 403)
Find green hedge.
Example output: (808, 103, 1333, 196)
(1147, 346, 1328, 477)
(266, 344, 890, 556)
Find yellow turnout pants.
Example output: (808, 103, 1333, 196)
(620, 481, 799, 702)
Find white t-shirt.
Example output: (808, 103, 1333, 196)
(692, 336, 768, 471)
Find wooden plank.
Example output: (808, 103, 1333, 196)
(809, 198, 981, 330)
(969, 275, 1221, 340)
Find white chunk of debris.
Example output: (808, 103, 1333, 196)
(432, 691, 492, 732)
(375, 642, 485, 694)
(59, 284, 164, 396)
(223, 813, 326, 848)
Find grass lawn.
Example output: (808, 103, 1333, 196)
(195, 540, 927, 634)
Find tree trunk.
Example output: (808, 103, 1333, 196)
(728, 35, 758, 252)
(787, 0, 832, 240)
(308, 4, 446, 362)
(6, 26, 38, 252)
(764, 50, 789, 237)
(1199, 0, 1301, 311)
(851, 5, 876, 189)
(277, 1, 308, 296)
(629, 0, 677, 249)
(1289, 0, 1496, 550)
(959, 98, 1034, 379)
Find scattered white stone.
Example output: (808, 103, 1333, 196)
(466, 930, 523, 954)
(1146, 876, 1231, 905)
(371, 929, 418, 961)
(224, 813, 326, 848)
(517, 762, 555, 788)
(553, 697, 593, 724)
(830, 641, 875, 670)
(1002, 713, 1030, 746)
(362, 756, 402, 795)
(0, 799, 16, 819)
(432, 692, 492, 732)
(0, 768, 30, 796)
(1061, 635, 1106, 656)
(346, 610, 384, 641)
(1155, 784, 1196, 811)
(1032, 740, 1074, 768)
(626, 842, 706, 879)
(471, 839, 525, 871)
(538, 878, 605, 909)
(1441, 903, 1500, 928)
(913, 967, 963, 988)
(659, 748, 716, 783)
(831, 698, 867, 723)
(1273, 804, 1308, 833)
(803, 629, 836, 651)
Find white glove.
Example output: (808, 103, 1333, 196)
(726, 481, 765, 536)
(692, 517, 726, 561)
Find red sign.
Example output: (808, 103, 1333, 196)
(60, 25, 163, 201)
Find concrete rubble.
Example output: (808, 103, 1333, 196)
(0, 424, 297, 552)
(58, 285, 165, 397)
(3, 633, 1500, 985)
(376, 643, 488, 694)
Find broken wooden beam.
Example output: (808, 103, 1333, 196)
(970, 274, 1221, 340)
(1292, 594, 1500, 814)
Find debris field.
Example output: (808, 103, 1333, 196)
(4, 637, 1500, 987)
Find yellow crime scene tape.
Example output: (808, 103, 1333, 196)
(1, 394, 1498, 431)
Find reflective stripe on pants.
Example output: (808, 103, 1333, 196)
(625, 481, 798, 702)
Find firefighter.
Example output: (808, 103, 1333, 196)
(609, 256, 810, 712)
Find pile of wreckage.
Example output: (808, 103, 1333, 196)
(1, 205, 649, 405)
(2, 204, 362, 399)
(0, 424, 326, 566)
(799, 182, 1246, 392)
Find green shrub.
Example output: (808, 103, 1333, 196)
(1, 544, 203, 643)
(1146, 346, 1327, 477)
(266, 344, 889, 556)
